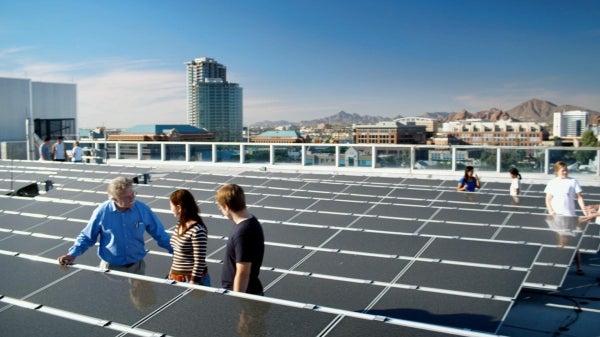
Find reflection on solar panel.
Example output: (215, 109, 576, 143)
(1, 160, 599, 336)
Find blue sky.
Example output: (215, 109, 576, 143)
(1, 0, 599, 128)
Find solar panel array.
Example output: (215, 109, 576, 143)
(1, 160, 599, 336)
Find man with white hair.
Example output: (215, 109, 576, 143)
(58, 176, 173, 274)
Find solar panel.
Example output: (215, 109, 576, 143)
(0, 160, 597, 336)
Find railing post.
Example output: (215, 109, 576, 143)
(496, 147, 501, 173)
(597, 149, 600, 177)
(451, 146, 456, 172)
(544, 148, 550, 175)
(161, 143, 166, 161)
(270, 145, 275, 165)
(115, 142, 121, 160)
(301, 144, 306, 167)
(185, 143, 190, 162)
(240, 144, 245, 164)
(212, 144, 217, 163)
(372, 145, 376, 168)
(410, 146, 415, 173)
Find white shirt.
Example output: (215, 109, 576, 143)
(509, 178, 520, 196)
(53, 142, 66, 160)
(72, 146, 84, 162)
(544, 177, 582, 216)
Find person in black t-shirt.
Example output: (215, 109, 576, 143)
(215, 184, 265, 295)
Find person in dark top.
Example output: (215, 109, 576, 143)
(215, 184, 265, 295)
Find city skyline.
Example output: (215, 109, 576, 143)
(1, 0, 599, 129)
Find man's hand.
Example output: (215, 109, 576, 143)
(58, 254, 75, 265)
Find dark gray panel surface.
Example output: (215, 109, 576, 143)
(140, 291, 336, 337)
(0, 255, 77, 297)
(367, 287, 510, 333)
(398, 261, 527, 298)
(261, 178, 307, 189)
(367, 204, 434, 219)
(23, 218, 86, 238)
(495, 227, 582, 247)
(302, 181, 348, 193)
(265, 274, 384, 311)
(421, 238, 540, 269)
(0, 235, 67, 255)
(290, 211, 359, 227)
(298, 251, 410, 282)
(536, 246, 577, 265)
(323, 231, 431, 256)
(327, 316, 468, 337)
(261, 222, 339, 246)
(262, 245, 314, 270)
(258, 195, 316, 210)
(388, 187, 443, 200)
(309, 199, 374, 214)
(437, 190, 495, 204)
(0, 306, 116, 337)
(343, 184, 395, 197)
(418, 222, 497, 239)
(350, 216, 424, 233)
(250, 207, 301, 222)
(525, 265, 567, 287)
(432, 208, 508, 225)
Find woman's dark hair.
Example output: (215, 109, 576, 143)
(169, 189, 204, 235)
(509, 167, 522, 180)
(463, 166, 474, 181)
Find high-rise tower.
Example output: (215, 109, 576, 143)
(186, 57, 243, 142)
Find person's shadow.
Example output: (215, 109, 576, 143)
(364, 308, 499, 333)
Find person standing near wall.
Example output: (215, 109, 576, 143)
(39, 136, 52, 160)
(51, 136, 67, 162)
(71, 141, 84, 162)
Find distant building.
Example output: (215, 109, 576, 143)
(0, 77, 77, 142)
(186, 57, 243, 142)
(394, 117, 439, 134)
(251, 130, 306, 143)
(353, 121, 426, 144)
(107, 124, 213, 141)
(553, 111, 589, 137)
(433, 119, 548, 146)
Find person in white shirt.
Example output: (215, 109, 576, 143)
(509, 167, 521, 204)
(544, 161, 588, 275)
(51, 136, 67, 162)
(71, 141, 84, 162)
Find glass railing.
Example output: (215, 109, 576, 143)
(70, 141, 600, 177)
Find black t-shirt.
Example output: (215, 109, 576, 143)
(221, 216, 265, 294)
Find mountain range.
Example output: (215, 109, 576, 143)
(250, 99, 599, 128)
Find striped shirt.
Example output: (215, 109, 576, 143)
(169, 222, 208, 283)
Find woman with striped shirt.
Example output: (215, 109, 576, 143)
(168, 189, 210, 286)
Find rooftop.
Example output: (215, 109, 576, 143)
(0, 159, 599, 336)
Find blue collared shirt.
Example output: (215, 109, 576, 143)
(68, 199, 173, 266)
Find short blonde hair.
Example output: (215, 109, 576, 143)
(553, 161, 567, 176)
(215, 184, 246, 212)
(107, 176, 134, 199)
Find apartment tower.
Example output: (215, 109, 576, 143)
(186, 57, 243, 142)
(553, 110, 589, 138)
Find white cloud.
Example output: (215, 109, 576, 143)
(77, 69, 186, 128)
(0, 49, 187, 128)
